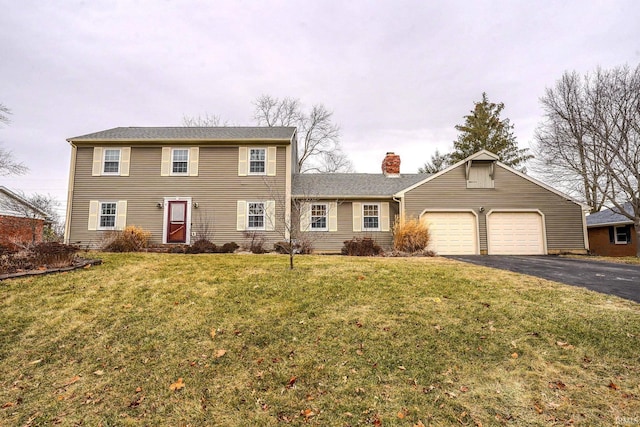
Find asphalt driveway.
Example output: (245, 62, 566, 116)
(446, 255, 640, 303)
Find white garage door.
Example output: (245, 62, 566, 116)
(488, 212, 545, 255)
(421, 212, 478, 255)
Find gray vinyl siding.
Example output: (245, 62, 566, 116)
(403, 164, 586, 252)
(302, 200, 398, 253)
(68, 145, 288, 248)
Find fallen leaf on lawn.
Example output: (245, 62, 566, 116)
(414, 422, 426, 427)
(29, 359, 42, 365)
(356, 349, 363, 356)
(286, 376, 297, 388)
(556, 341, 575, 350)
(301, 409, 314, 418)
(169, 377, 185, 391)
(93, 370, 104, 376)
(397, 408, 408, 418)
(135, 387, 142, 393)
(608, 381, 619, 390)
(511, 352, 518, 359)
(2, 402, 15, 408)
(215, 349, 226, 358)
(123, 303, 133, 309)
(60, 375, 80, 388)
(460, 386, 469, 392)
(129, 395, 144, 407)
(534, 404, 543, 414)
(398, 365, 406, 371)
(210, 328, 216, 340)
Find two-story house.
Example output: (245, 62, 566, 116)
(64, 127, 589, 255)
(64, 127, 297, 248)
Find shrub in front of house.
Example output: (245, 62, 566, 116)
(218, 242, 239, 253)
(341, 237, 383, 256)
(273, 239, 314, 255)
(392, 217, 431, 253)
(186, 239, 217, 254)
(242, 231, 266, 254)
(102, 225, 152, 252)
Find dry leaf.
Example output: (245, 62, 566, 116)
(169, 377, 185, 391)
(60, 375, 80, 388)
(398, 411, 405, 419)
(29, 359, 42, 365)
(135, 387, 142, 393)
(398, 365, 406, 371)
(534, 404, 543, 414)
(2, 402, 15, 408)
(210, 328, 216, 340)
(460, 386, 469, 392)
(511, 352, 518, 359)
(608, 381, 619, 390)
(556, 341, 575, 350)
(414, 421, 426, 427)
(215, 349, 226, 358)
(286, 376, 297, 389)
(301, 409, 314, 418)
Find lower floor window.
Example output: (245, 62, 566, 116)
(248, 202, 265, 229)
(311, 204, 328, 230)
(363, 204, 379, 230)
(100, 202, 117, 229)
(615, 225, 630, 244)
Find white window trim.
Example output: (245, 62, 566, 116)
(248, 148, 267, 176)
(614, 225, 629, 244)
(97, 201, 118, 231)
(310, 203, 329, 231)
(170, 148, 190, 176)
(247, 201, 266, 230)
(102, 148, 121, 175)
(362, 203, 381, 231)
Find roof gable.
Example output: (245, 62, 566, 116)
(67, 127, 297, 143)
(393, 150, 588, 209)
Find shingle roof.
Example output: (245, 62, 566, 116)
(586, 202, 634, 227)
(68, 127, 297, 142)
(292, 173, 428, 198)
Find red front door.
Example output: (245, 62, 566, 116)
(167, 201, 188, 243)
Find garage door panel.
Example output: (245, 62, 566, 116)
(422, 212, 478, 255)
(488, 212, 545, 255)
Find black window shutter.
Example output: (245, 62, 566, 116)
(626, 225, 632, 244)
(608, 226, 614, 243)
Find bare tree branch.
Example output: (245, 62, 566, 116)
(0, 104, 28, 176)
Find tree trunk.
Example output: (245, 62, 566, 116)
(635, 219, 640, 258)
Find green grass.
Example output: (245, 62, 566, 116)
(1, 253, 639, 426)
(564, 254, 640, 265)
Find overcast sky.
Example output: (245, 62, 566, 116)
(2, 0, 639, 218)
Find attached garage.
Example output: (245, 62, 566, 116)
(421, 211, 479, 255)
(487, 211, 546, 255)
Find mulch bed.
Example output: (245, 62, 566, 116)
(0, 258, 103, 281)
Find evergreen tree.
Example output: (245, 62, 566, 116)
(418, 149, 450, 173)
(450, 93, 532, 169)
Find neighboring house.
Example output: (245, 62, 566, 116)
(586, 203, 637, 257)
(0, 186, 50, 248)
(64, 127, 588, 255)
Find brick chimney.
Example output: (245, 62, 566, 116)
(381, 152, 401, 177)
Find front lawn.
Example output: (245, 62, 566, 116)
(1, 253, 638, 426)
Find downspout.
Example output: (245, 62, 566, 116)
(581, 206, 590, 253)
(393, 195, 403, 225)
(63, 142, 77, 244)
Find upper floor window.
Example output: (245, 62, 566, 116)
(363, 204, 380, 230)
(311, 204, 328, 231)
(249, 148, 266, 174)
(92, 147, 130, 177)
(103, 149, 121, 174)
(99, 202, 117, 229)
(172, 149, 189, 174)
